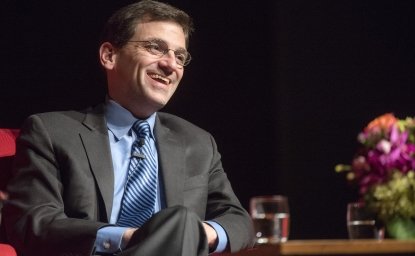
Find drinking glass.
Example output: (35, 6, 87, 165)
(250, 195, 290, 244)
(347, 202, 383, 239)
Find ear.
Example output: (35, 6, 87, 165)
(99, 42, 116, 70)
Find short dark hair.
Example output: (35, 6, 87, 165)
(100, 0, 194, 48)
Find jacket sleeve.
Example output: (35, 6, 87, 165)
(204, 135, 255, 252)
(2, 115, 108, 256)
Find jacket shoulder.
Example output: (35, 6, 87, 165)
(157, 112, 210, 136)
(21, 105, 104, 136)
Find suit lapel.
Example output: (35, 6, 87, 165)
(80, 105, 114, 221)
(155, 114, 185, 207)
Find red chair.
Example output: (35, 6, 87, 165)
(0, 129, 19, 157)
(0, 129, 19, 193)
(0, 244, 16, 256)
(0, 129, 19, 256)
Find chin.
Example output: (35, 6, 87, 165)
(150, 93, 173, 107)
(147, 98, 169, 111)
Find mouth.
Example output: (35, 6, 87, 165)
(148, 72, 171, 85)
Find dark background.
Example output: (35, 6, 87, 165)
(2, 0, 415, 239)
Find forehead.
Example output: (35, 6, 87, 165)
(133, 21, 186, 49)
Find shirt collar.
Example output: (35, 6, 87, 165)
(104, 99, 156, 141)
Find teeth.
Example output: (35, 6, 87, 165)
(149, 73, 170, 84)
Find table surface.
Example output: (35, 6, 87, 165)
(219, 239, 415, 256)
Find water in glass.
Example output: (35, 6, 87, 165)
(253, 212, 290, 243)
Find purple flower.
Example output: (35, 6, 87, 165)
(350, 119, 415, 195)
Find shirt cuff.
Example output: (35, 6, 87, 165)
(95, 226, 127, 254)
(205, 221, 228, 253)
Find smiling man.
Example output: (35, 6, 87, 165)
(101, 20, 185, 119)
(2, 1, 254, 256)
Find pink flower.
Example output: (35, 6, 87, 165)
(347, 114, 415, 196)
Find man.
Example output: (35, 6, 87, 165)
(2, 1, 254, 255)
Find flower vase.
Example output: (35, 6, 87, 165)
(385, 216, 415, 239)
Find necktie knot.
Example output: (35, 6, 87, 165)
(132, 120, 150, 139)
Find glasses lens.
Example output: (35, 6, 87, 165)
(152, 39, 190, 66)
(132, 39, 191, 66)
(175, 51, 190, 66)
(145, 40, 166, 56)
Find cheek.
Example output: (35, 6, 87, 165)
(138, 69, 147, 81)
(115, 58, 138, 77)
(132, 63, 150, 84)
(176, 70, 184, 83)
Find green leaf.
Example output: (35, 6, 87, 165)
(335, 164, 351, 173)
(386, 216, 415, 239)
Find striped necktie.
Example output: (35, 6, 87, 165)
(117, 120, 157, 227)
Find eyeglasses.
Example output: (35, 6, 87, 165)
(128, 39, 191, 67)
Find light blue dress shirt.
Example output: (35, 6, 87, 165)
(94, 100, 228, 254)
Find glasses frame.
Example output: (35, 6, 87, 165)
(127, 39, 192, 67)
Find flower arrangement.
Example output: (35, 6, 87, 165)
(336, 113, 415, 238)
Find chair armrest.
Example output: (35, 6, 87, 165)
(0, 243, 17, 256)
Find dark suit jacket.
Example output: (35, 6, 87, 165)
(2, 104, 254, 256)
